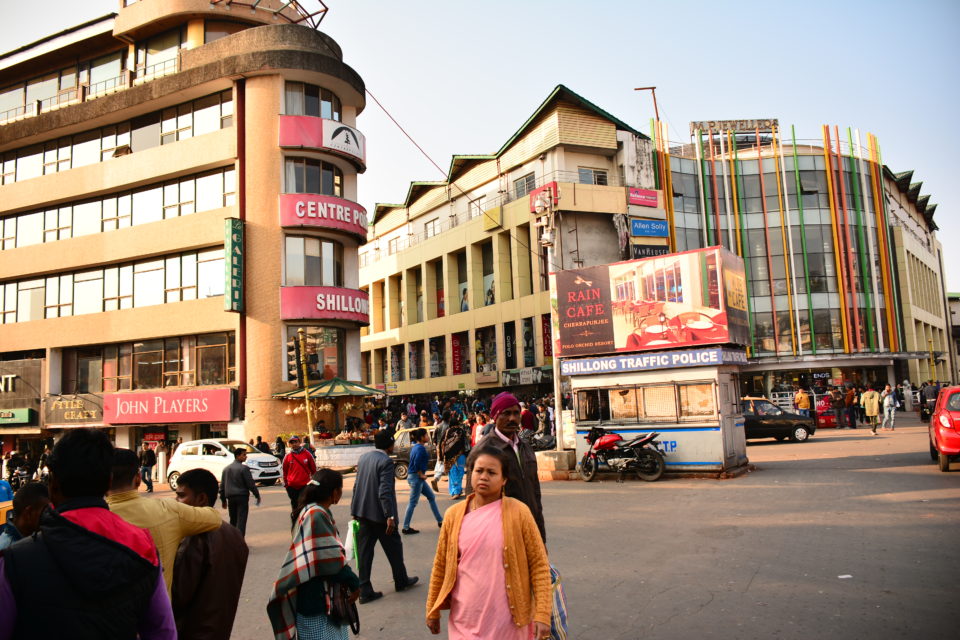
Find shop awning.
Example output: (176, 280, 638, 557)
(0, 427, 42, 435)
(272, 377, 381, 399)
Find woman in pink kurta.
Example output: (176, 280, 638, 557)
(426, 446, 551, 640)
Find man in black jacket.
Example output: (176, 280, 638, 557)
(479, 392, 546, 542)
(219, 448, 260, 536)
(173, 468, 248, 640)
(139, 441, 157, 492)
(0, 427, 176, 639)
(350, 430, 417, 604)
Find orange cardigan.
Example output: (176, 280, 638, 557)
(426, 495, 551, 628)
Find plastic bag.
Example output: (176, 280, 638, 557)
(433, 460, 445, 476)
(343, 518, 360, 566)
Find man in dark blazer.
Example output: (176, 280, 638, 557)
(478, 392, 546, 542)
(350, 430, 418, 604)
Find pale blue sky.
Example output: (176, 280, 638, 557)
(5, 0, 959, 287)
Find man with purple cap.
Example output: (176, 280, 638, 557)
(478, 391, 546, 542)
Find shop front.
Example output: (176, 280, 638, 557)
(42, 393, 115, 444)
(0, 359, 44, 456)
(103, 388, 236, 450)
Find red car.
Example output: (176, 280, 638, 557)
(929, 385, 960, 472)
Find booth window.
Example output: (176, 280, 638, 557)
(576, 389, 611, 422)
(609, 388, 639, 420)
(679, 383, 715, 418)
(641, 385, 677, 421)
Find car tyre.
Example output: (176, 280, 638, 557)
(167, 471, 180, 490)
(394, 461, 409, 480)
(579, 455, 597, 482)
(938, 451, 951, 472)
(790, 425, 810, 442)
(930, 441, 939, 462)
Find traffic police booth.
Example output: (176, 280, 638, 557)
(551, 247, 750, 474)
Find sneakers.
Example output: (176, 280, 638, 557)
(401, 527, 419, 535)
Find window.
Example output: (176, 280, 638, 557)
(179, 445, 199, 457)
(205, 20, 248, 43)
(133, 339, 164, 389)
(285, 236, 343, 286)
(284, 157, 343, 196)
(578, 167, 609, 186)
(286, 326, 344, 382)
(388, 237, 399, 255)
(429, 336, 445, 377)
(679, 383, 715, 417)
(284, 82, 342, 121)
(609, 388, 639, 420)
(514, 173, 536, 199)
(424, 218, 440, 238)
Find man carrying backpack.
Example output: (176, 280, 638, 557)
(439, 415, 467, 500)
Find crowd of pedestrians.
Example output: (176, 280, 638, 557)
(0, 390, 558, 639)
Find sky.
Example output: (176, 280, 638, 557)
(4, 0, 960, 287)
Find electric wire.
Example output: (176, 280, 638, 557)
(365, 88, 563, 272)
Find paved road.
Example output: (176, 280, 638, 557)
(152, 416, 959, 639)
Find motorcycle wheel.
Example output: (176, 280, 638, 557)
(579, 455, 598, 482)
(635, 449, 665, 482)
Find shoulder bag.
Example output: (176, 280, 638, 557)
(327, 580, 360, 634)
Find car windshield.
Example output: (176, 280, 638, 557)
(219, 441, 258, 453)
(754, 401, 783, 416)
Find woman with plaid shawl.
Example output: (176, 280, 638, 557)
(268, 469, 360, 640)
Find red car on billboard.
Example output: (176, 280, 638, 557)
(551, 247, 749, 358)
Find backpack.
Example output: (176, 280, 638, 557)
(441, 425, 465, 459)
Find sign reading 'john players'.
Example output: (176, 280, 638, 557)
(630, 219, 669, 237)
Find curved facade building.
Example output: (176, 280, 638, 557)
(0, 0, 368, 456)
(660, 123, 951, 394)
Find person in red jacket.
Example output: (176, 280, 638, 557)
(281, 436, 317, 514)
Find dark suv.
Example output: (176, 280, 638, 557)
(741, 397, 816, 443)
(389, 428, 437, 480)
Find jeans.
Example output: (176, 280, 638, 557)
(140, 465, 154, 492)
(881, 406, 896, 430)
(286, 485, 303, 513)
(402, 475, 443, 530)
(447, 454, 466, 497)
(845, 406, 857, 428)
(227, 496, 250, 535)
(797, 409, 810, 417)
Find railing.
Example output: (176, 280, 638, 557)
(361, 169, 628, 265)
(1, 60, 179, 126)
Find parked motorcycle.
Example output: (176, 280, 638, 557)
(9, 465, 31, 492)
(519, 428, 556, 451)
(579, 426, 665, 483)
(920, 398, 936, 423)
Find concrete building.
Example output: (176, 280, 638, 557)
(0, 0, 368, 457)
(359, 85, 655, 400)
(948, 292, 960, 382)
(666, 124, 953, 395)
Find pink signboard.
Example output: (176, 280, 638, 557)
(628, 187, 659, 207)
(528, 182, 559, 213)
(103, 388, 233, 424)
(279, 115, 366, 165)
(280, 286, 370, 323)
(279, 194, 368, 239)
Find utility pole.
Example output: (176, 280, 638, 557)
(634, 86, 660, 122)
(298, 328, 313, 433)
(534, 187, 565, 452)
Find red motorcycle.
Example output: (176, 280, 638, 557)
(579, 426, 665, 483)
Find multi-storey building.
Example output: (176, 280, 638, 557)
(360, 101, 953, 403)
(665, 125, 953, 394)
(0, 0, 369, 458)
(359, 85, 656, 399)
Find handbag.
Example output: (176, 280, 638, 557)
(327, 580, 360, 635)
(549, 564, 568, 640)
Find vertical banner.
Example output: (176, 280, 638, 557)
(451, 333, 462, 375)
(224, 218, 244, 312)
(504, 321, 517, 369)
(541, 314, 553, 357)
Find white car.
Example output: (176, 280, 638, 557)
(166, 439, 282, 489)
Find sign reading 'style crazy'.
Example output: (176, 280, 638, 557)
(550, 246, 749, 358)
